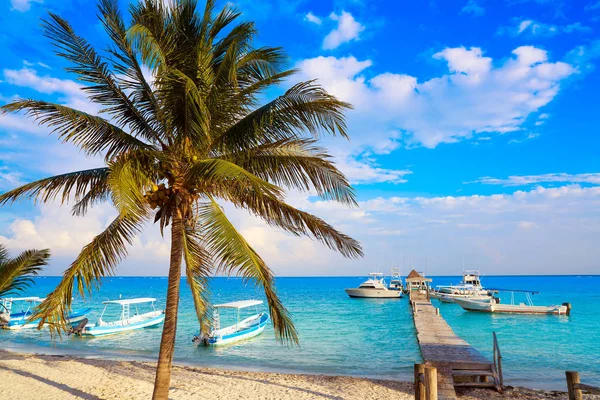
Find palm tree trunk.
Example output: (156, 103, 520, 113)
(152, 208, 184, 400)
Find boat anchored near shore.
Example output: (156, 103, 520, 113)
(454, 289, 571, 315)
(0, 297, 90, 330)
(193, 300, 269, 346)
(345, 273, 403, 298)
(430, 270, 493, 303)
(72, 297, 165, 337)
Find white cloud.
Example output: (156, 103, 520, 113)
(467, 173, 600, 186)
(517, 220, 536, 230)
(497, 19, 592, 37)
(0, 167, 25, 190)
(296, 46, 575, 149)
(460, 0, 485, 16)
(323, 11, 364, 50)
(10, 0, 42, 12)
(305, 12, 321, 25)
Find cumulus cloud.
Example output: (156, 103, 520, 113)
(323, 11, 364, 50)
(467, 173, 600, 186)
(497, 19, 592, 37)
(296, 46, 575, 148)
(304, 12, 321, 25)
(460, 0, 485, 16)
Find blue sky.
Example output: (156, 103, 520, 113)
(1, 0, 600, 276)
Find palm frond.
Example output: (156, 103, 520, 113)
(107, 153, 155, 221)
(31, 214, 144, 335)
(99, 0, 165, 142)
(213, 81, 352, 153)
(182, 228, 213, 335)
(0, 247, 50, 298)
(186, 158, 283, 201)
(196, 199, 298, 344)
(42, 12, 162, 144)
(0, 168, 109, 206)
(1, 100, 154, 159)
(223, 138, 357, 205)
(71, 177, 110, 216)
(231, 191, 362, 259)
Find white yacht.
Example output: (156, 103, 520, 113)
(388, 268, 404, 291)
(430, 270, 492, 303)
(345, 273, 402, 298)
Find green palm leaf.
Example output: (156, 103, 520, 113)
(0, 168, 109, 206)
(1, 100, 154, 159)
(197, 199, 298, 344)
(31, 214, 145, 334)
(0, 246, 50, 298)
(223, 138, 357, 205)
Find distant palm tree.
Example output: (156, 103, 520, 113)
(0, 0, 362, 398)
(0, 244, 50, 307)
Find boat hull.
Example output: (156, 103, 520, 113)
(345, 288, 402, 298)
(4, 308, 92, 330)
(454, 298, 568, 315)
(430, 292, 491, 304)
(207, 313, 269, 346)
(80, 311, 165, 336)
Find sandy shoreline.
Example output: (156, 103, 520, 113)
(0, 349, 580, 399)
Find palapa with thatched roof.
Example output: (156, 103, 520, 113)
(405, 269, 432, 291)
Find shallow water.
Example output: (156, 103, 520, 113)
(2, 275, 599, 390)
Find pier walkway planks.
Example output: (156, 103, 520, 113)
(411, 296, 499, 399)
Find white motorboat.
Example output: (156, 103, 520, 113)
(388, 268, 404, 291)
(0, 297, 91, 330)
(193, 300, 269, 346)
(345, 273, 403, 298)
(454, 290, 571, 315)
(430, 270, 492, 303)
(74, 298, 164, 337)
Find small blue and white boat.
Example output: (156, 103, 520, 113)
(0, 297, 91, 330)
(193, 300, 269, 346)
(76, 297, 164, 337)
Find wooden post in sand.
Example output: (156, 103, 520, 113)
(425, 365, 438, 400)
(566, 371, 582, 400)
(414, 364, 425, 400)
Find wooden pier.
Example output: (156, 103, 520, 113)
(410, 291, 502, 399)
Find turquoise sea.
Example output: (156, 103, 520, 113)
(2, 275, 599, 390)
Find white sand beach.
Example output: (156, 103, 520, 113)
(0, 350, 579, 399)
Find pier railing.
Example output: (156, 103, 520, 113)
(566, 371, 600, 400)
(492, 332, 503, 389)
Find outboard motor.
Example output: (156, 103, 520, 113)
(192, 335, 210, 346)
(68, 318, 89, 336)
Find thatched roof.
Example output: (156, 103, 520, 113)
(406, 269, 422, 279)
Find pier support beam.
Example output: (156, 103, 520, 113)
(566, 371, 583, 400)
(414, 364, 425, 400)
(425, 366, 438, 400)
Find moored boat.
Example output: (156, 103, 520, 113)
(454, 290, 571, 315)
(345, 273, 403, 298)
(430, 270, 493, 303)
(0, 297, 91, 330)
(193, 300, 269, 346)
(74, 297, 164, 337)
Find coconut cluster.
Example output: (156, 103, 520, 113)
(145, 183, 171, 209)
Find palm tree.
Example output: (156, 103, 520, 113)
(0, 0, 362, 398)
(0, 244, 50, 317)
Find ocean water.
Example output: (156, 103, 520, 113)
(1, 275, 599, 390)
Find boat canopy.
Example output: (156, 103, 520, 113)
(214, 300, 263, 309)
(102, 298, 157, 305)
(1, 297, 45, 302)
